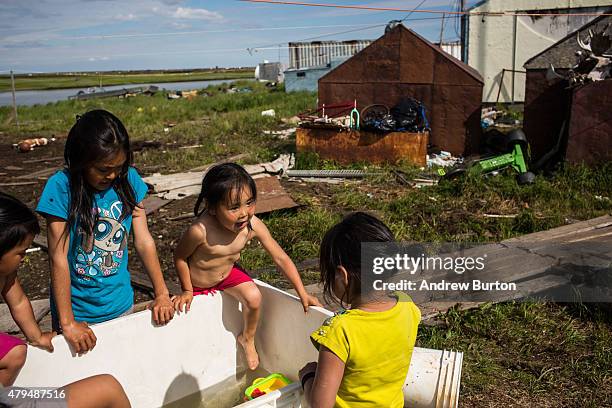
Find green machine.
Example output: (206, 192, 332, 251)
(441, 129, 535, 185)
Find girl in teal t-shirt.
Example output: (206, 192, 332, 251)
(36, 109, 174, 354)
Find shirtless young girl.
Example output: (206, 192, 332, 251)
(172, 163, 320, 370)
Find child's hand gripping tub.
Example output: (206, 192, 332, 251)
(245, 373, 292, 400)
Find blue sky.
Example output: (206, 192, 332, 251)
(0, 0, 479, 73)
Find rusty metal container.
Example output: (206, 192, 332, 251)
(567, 80, 612, 165)
(296, 128, 428, 166)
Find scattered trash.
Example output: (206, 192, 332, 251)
(167, 90, 198, 100)
(226, 86, 252, 94)
(261, 109, 276, 117)
(427, 151, 460, 168)
(178, 144, 204, 150)
(14, 137, 54, 153)
(263, 128, 296, 140)
(281, 116, 300, 125)
(298, 101, 360, 130)
(5, 166, 23, 171)
(362, 98, 430, 133)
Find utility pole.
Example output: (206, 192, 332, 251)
(10, 70, 19, 130)
(439, 13, 446, 46)
(460, 0, 466, 62)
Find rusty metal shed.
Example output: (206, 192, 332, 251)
(523, 13, 612, 165)
(318, 24, 484, 156)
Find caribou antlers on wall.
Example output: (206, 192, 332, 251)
(573, 25, 612, 83)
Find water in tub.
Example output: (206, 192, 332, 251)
(164, 367, 271, 408)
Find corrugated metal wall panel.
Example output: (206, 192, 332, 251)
(288, 40, 372, 69)
(440, 42, 462, 60)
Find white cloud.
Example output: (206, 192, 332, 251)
(170, 22, 192, 30)
(115, 13, 136, 21)
(171, 7, 223, 21)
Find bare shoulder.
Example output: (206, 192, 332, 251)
(0, 271, 15, 295)
(249, 215, 268, 237)
(186, 217, 208, 241)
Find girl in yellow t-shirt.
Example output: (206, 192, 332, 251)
(299, 212, 421, 408)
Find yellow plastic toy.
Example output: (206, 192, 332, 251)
(244, 373, 292, 400)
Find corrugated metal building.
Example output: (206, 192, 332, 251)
(523, 14, 612, 165)
(318, 25, 484, 156)
(288, 40, 372, 70)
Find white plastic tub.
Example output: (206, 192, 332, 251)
(16, 281, 462, 407)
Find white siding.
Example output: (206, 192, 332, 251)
(467, 0, 610, 102)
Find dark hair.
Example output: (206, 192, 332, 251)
(64, 109, 137, 235)
(319, 212, 395, 307)
(194, 163, 257, 216)
(0, 192, 40, 258)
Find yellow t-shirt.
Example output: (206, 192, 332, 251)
(310, 292, 420, 408)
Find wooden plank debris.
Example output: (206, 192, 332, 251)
(142, 196, 172, 216)
(15, 167, 59, 180)
(0, 181, 38, 187)
(22, 156, 63, 164)
(143, 154, 294, 200)
(253, 176, 299, 214)
(281, 215, 612, 319)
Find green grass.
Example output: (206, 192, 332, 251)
(419, 302, 612, 406)
(0, 69, 253, 92)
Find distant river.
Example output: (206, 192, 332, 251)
(0, 78, 252, 107)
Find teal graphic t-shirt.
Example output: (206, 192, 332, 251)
(36, 167, 148, 323)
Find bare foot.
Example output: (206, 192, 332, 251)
(238, 333, 259, 370)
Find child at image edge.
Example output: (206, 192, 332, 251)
(0, 192, 54, 386)
(299, 212, 421, 408)
(0, 192, 131, 408)
(36, 110, 174, 355)
(172, 163, 321, 370)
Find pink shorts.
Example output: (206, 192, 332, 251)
(193, 265, 253, 296)
(0, 332, 25, 360)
